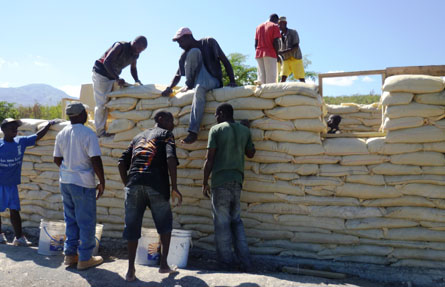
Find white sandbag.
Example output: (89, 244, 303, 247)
(106, 84, 166, 99)
(399, 183, 445, 199)
(380, 91, 414, 106)
(366, 138, 423, 155)
(19, 119, 48, 131)
(414, 90, 445, 105)
(259, 163, 318, 175)
(107, 119, 135, 133)
(177, 168, 203, 180)
(274, 94, 322, 107)
(390, 151, 445, 166)
(318, 245, 392, 257)
(247, 150, 294, 163)
(326, 104, 359, 114)
(386, 206, 445, 222)
(265, 130, 320, 144)
(246, 229, 294, 240)
(385, 175, 445, 185)
(113, 127, 142, 142)
(244, 170, 275, 183)
(433, 119, 445, 129)
(277, 143, 325, 156)
(369, 163, 422, 175)
(244, 180, 303, 195)
(248, 203, 308, 215)
(309, 206, 382, 219)
(382, 75, 445, 93)
(324, 138, 368, 155)
(292, 232, 359, 244)
(345, 217, 417, 230)
(227, 97, 275, 110)
(136, 97, 170, 110)
(293, 119, 327, 133)
(385, 227, 445, 242)
(255, 82, 318, 99)
(278, 214, 345, 230)
(273, 173, 299, 181)
(422, 166, 445, 175)
(251, 118, 294, 131)
(385, 126, 445, 143)
(341, 155, 389, 166)
(34, 163, 58, 172)
(385, 102, 444, 119)
(105, 97, 138, 111)
(362, 196, 435, 208)
(319, 164, 368, 176)
(335, 183, 402, 199)
(345, 175, 385, 186)
(212, 85, 255, 101)
(240, 191, 282, 203)
(169, 90, 195, 107)
(276, 193, 359, 206)
(150, 107, 181, 118)
(424, 142, 445, 153)
(137, 119, 155, 129)
(382, 116, 425, 132)
(109, 110, 151, 121)
(293, 155, 340, 164)
(233, 110, 264, 121)
(292, 176, 343, 186)
(265, 106, 322, 120)
(24, 145, 54, 156)
(361, 118, 382, 127)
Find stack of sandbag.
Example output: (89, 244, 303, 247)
(325, 103, 382, 133)
(7, 77, 445, 270)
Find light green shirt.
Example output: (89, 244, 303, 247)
(207, 121, 254, 188)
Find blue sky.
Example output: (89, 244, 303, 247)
(1, 0, 444, 98)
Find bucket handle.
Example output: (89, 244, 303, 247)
(43, 226, 64, 243)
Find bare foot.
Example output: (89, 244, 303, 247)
(181, 132, 197, 144)
(125, 268, 136, 282)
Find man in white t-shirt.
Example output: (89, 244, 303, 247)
(53, 102, 105, 271)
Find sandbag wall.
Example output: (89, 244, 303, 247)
(325, 103, 382, 133)
(2, 76, 445, 270)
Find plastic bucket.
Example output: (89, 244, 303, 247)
(135, 228, 161, 266)
(93, 224, 103, 256)
(167, 229, 192, 268)
(38, 219, 66, 256)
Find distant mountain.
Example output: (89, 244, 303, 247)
(0, 84, 74, 106)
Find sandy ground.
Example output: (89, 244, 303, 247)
(0, 228, 384, 287)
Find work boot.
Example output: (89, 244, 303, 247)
(77, 256, 103, 270)
(12, 236, 32, 246)
(64, 254, 79, 266)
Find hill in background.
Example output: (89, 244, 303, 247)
(0, 84, 74, 106)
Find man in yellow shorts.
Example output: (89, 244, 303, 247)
(277, 16, 305, 82)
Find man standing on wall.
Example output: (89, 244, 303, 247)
(255, 14, 281, 84)
(0, 118, 54, 246)
(278, 16, 306, 82)
(161, 27, 237, 144)
(92, 36, 147, 137)
(53, 102, 105, 270)
(202, 103, 256, 272)
(118, 111, 182, 281)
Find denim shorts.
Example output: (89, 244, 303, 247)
(123, 185, 172, 240)
(0, 185, 20, 212)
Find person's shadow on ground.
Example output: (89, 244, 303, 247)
(1, 244, 64, 269)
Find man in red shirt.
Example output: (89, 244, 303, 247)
(255, 14, 281, 84)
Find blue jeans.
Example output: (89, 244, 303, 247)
(185, 48, 220, 134)
(211, 181, 251, 269)
(60, 183, 96, 261)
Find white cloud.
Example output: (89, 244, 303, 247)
(322, 70, 358, 87)
(33, 61, 50, 67)
(362, 76, 374, 82)
(0, 58, 5, 68)
(58, 85, 81, 99)
(0, 82, 10, 88)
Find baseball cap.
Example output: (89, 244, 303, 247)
(66, 102, 87, 116)
(1, 118, 22, 128)
(172, 27, 192, 41)
(279, 16, 287, 23)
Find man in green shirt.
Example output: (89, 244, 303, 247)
(202, 103, 256, 272)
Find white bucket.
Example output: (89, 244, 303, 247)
(135, 228, 161, 266)
(167, 229, 193, 268)
(38, 219, 66, 256)
(38, 219, 103, 256)
(93, 224, 103, 256)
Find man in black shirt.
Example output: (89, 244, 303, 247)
(118, 110, 182, 281)
(161, 27, 237, 144)
(92, 36, 147, 137)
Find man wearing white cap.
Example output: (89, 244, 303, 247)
(53, 102, 105, 270)
(0, 118, 54, 246)
(92, 36, 147, 137)
(161, 27, 237, 144)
